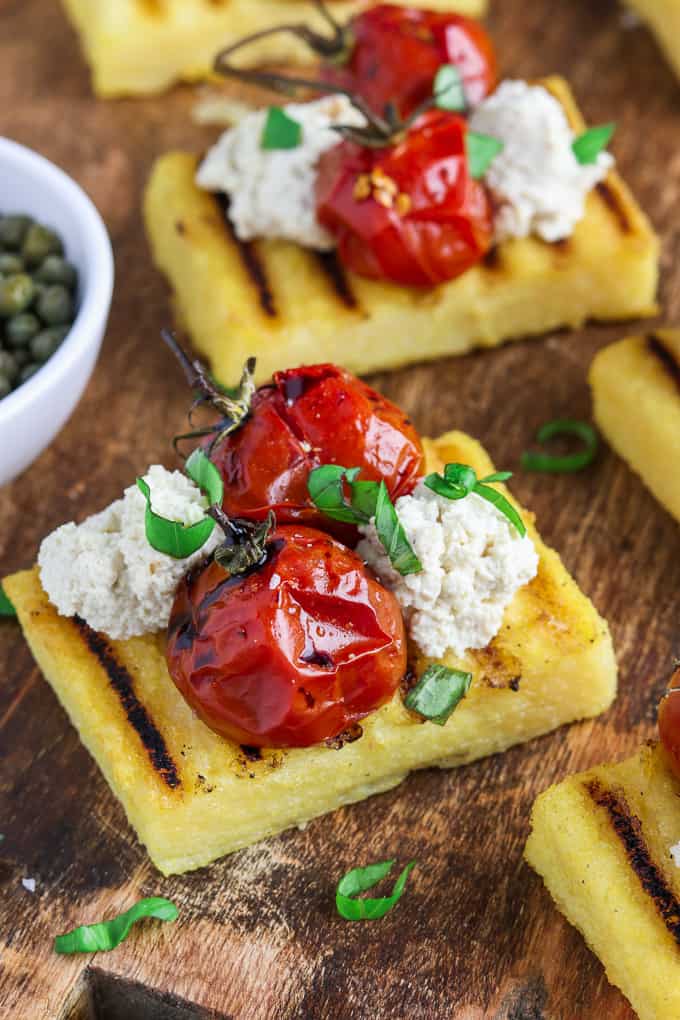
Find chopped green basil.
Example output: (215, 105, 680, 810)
(138, 449, 224, 559)
(521, 419, 599, 474)
(261, 107, 303, 150)
(572, 123, 615, 165)
(467, 131, 503, 179)
(404, 664, 472, 725)
(336, 860, 416, 921)
(434, 64, 466, 112)
(424, 462, 526, 536)
(0, 583, 16, 617)
(307, 465, 422, 575)
(54, 897, 178, 954)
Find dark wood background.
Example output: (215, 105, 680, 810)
(2, 1, 680, 1017)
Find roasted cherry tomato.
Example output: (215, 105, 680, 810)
(316, 110, 493, 287)
(323, 4, 497, 116)
(210, 363, 424, 537)
(166, 525, 407, 748)
(658, 665, 680, 779)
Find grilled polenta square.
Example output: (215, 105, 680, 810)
(61, 0, 487, 98)
(5, 431, 616, 875)
(526, 743, 680, 1020)
(590, 330, 680, 524)
(625, 0, 680, 81)
(144, 77, 659, 387)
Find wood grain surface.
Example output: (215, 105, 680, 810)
(1, 1, 680, 1018)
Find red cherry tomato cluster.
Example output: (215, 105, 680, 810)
(323, 3, 497, 116)
(316, 110, 493, 287)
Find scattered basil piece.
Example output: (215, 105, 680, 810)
(137, 449, 224, 559)
(0, 584, 17, 618)
(54, 897, 178, 955)
(424, 462, 526, 537)
(467, 131, 503, 179)
(434, 64, 466, 112)
(307, 465, 422, 575)
(336, 860, 416, 921)
(521, 419, 599, 474)
(261, 106, 303, 150)
(404, 665, 472, 725)
(572, 123, 615, 165)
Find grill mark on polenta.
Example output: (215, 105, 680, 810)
(73, 617, 181, 790)
(314, 251, 359, 309)
(648, 334, 680, 390)
(215, 195, 277, 318)
(482, 246, 502, 270)
(595, 181, 632, 234)
(585, 779, 680, 947)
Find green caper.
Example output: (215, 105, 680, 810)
(36, 284, 73, 325)
(0, 253, 24, 274)
(0, 215, 31, 251)
(0, 372, 11, 398)
(0, 350, 19, 383)
(30, 325, 69, 362)
(35, 255, 77, 289)
(0, 274, 36, 317)
(19, 363, 40, 385)
(21, 223, 63, 267)
(6, 312, 40, 347)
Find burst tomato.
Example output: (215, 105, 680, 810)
(166, 525, 407, 748)
(323, 4, 497, 116)
(210, 363, 424, 537)
(316, 110, 493, 287)
(658, 665, 680, 778)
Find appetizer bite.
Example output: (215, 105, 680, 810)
(62, 0, 487, 98)
(4, 344, 617, 875)
(590, 330, 680, 524)
(526, 666, 680, 1020)
(145, 5, 658, 384)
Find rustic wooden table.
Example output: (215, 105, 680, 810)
(2, 1, 680, 1018)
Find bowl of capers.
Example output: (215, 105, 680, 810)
(0, 137, 114, 486)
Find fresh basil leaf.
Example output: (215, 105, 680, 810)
(0, 583, 17, 618)
(55, 897, 178, 955)
(138, 450, 224, 560)
(374, 481, 422, 575)
(521, 419, 599, 474)
(307, 465, 368, 524)
(261, 106, 302, 150)
(404, 664, 472, 724)
(467, 131, 503, 179)
(350, 478, 380, 521)
(434, 64, 466, 112)
(424, 472, 465, 501)
(336, 860, 416, 921)
(474, 482, 526, 537)
(572, 123, 615, 165)
(443, 462, 477, 493)
(424, 463, 525, 536)
(480, 471, 513, 483)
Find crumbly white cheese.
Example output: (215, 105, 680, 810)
(38, 466, 222, 640)
(357, 481, 539, 659)
(469, 80, 614, 243)
(196, 95, 365, 251)
(670, 841, 680, 868)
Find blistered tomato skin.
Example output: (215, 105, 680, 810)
(209, 363, 424, 538)
(323, 5, 497, 117)
(658, 666, 680, 779)
(166, 525, 408, 748)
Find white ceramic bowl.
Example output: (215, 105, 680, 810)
(0, 137, 114, 486)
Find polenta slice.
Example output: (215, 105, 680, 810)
(590, 330, 680, 524)
(144, 77, 659, 387)
(61, 0, 486, 98)
(5, 431, 616, 876)
(625, 0, 680, 81)
(526, 742, 680, 1020)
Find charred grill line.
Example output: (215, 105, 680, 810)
(595, 181, 632, 234)
(73, 617, 182, 790)
(314, 251, 359, 309)
(216, 194, 277, 318)
(648, 334, 680, 390)
(586, 779, 680, 947)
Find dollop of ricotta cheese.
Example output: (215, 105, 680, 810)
(38, 466, 222, 640)
(196, 95, 365, 251)
(357, 481, 539, 659)
(469, 80, 614, 243)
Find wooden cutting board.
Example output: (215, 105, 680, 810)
(1, 1, 679, 1017)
